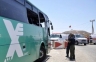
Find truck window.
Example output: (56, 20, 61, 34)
(50, 34, 60, 38)
(75, 35, 84, 38)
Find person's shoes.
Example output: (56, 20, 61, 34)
(73, 58, 75, 60)
(65, 56, 69, 57)
(69, 58, 75, 61)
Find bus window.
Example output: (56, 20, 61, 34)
(27, 9, 39, 26)
(39, 12, 45, 28)
(0, 0, 28, 23)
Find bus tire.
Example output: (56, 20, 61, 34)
(37, 46, 46, 62)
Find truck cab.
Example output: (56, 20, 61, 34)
(50, 33, 63, 41)
(50, 33, 66, 48)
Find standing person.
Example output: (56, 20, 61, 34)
(68, 33, 75, 60)
(65, 39, 70, 57)
(89, 36, 92, 44)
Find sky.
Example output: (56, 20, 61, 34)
(28, 0, 96, 33)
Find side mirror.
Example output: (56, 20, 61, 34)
(50, 22, 52, 25)
(49, 21, 53, 30)
(40, 24, 42, 27)
(51, 25, 53, 30)
(60, 35, 62, 38)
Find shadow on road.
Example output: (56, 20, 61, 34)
(65, 57, 76, 62)
(43, 55, 51, 62)
(34, 55, 51, 62)
(53, 48, 65, 50)
(75, 44, 87, 46)
(88, 44, 96, 45)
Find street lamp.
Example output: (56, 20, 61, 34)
(90, 19, 95, 22)
(90, 19, 95, 34)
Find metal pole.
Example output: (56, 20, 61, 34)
(90, 20, 95, 34)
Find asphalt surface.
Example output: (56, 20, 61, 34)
(76, 44, 96, 62)
(44, 44, 96, 62)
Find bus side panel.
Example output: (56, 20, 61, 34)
(43, 28, 50, 54)
(0, 17, 43, 62)
(24, 23, 44, 61)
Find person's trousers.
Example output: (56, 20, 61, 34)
(70, 45, 75, 59)
(66, 46, 70, 56)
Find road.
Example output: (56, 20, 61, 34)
(44, 44, 96, 62)
(76, 44, 96, 62)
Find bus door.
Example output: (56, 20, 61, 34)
(39, 13, 49, 52)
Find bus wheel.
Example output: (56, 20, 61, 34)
(38, 46, 46, 61)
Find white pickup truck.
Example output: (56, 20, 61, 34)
(50, 34, 87, 46)
(50, 34, 65, 41)
(50, 34, 69, 41)
(75, 34, 87, 45)
(50, 33, 65, 48)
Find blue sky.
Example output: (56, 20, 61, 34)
(28, 0, 96, 33)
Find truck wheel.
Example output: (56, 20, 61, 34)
(37, 46, 46, 62)
(75, 41, 78, 45)
(84, 43, 86, 45)
(94, 43, 96, 45)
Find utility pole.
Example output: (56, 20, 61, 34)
(90, 19, 95, 34)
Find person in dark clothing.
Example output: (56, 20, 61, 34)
(66, 41, 70, 57)
(66, 34, 72, 57)
(89, 36, 92, 43)
(68, 33, 75, 60)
